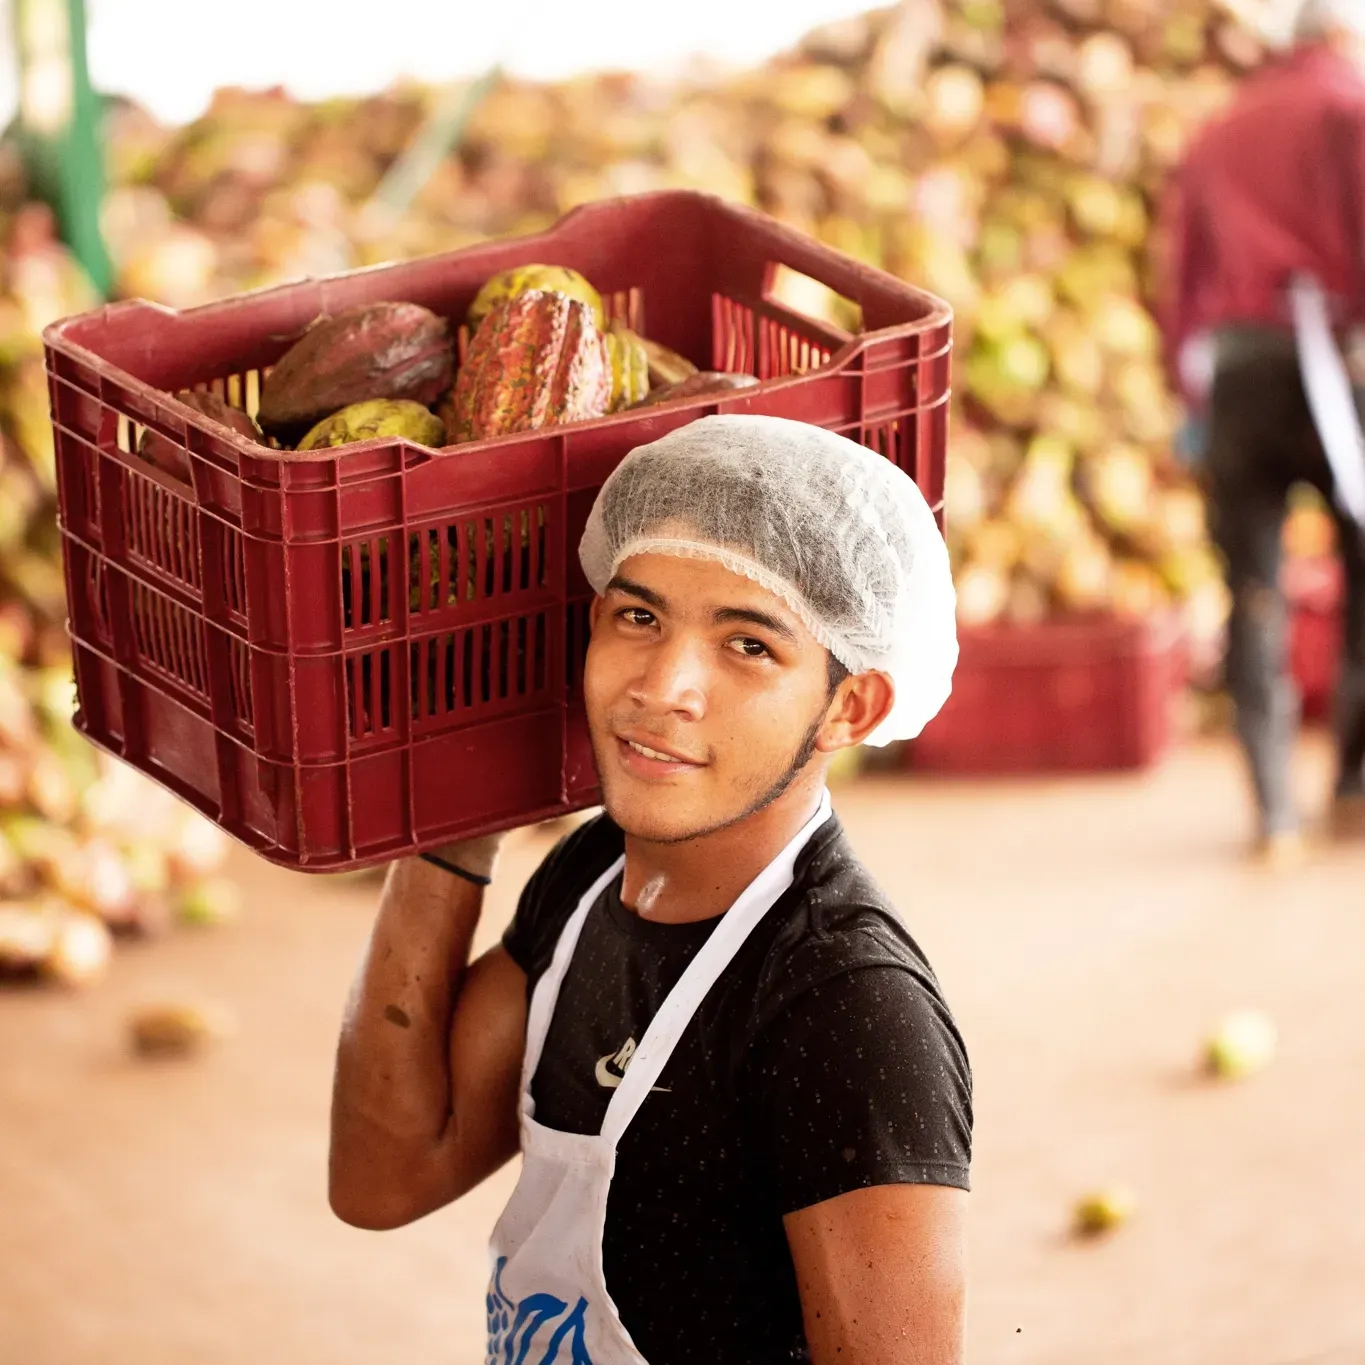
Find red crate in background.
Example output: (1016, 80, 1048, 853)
(1286, 555, 1343, 721)
(907, 614, 1184, 775)
(45, 191, 951, 872)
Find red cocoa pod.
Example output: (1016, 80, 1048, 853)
(137, 390, 263, 482)
(632, 371, 760, 408)
(257, 301, 454, 437)
(450, 290, 612, 443)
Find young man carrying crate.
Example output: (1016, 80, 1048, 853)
(329, 415, 971, 1365)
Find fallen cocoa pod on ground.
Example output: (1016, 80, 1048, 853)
(1073, 1186, 1137, 1238)
(128, 1000, 238, 1058)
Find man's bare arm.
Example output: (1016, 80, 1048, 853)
(328, 854, 527, 1230)
(786, 1184, 968, 1365)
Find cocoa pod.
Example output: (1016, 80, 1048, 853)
(297, 398, 446, 451)
(450, 290, 612, 444)
(167, 812, 230, 884)
(176, 877, 242, 928)
(632, 371, 760, 408)
(0, 903, 53, 976)
(257, 301, 454, 437)
(43, 912, 113, 989)
(178, 390, 262, 441)
(605, 324, 651, 412)
(128, 1000, 238, 1058)
(468, 265, 604, 332)
(639, 336, 699, 389)
(137, 390, 262, 482)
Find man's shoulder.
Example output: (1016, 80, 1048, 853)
(530, 811, 625, 895)
(724, 820, 973, 1165)
(505, 813, 625, 980)
(738, 817, 952, 1029)
(1208, 53, 1365, 148)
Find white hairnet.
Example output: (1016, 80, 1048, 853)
(579, 414, 958, 745)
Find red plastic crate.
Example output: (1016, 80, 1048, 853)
(1286, 555, 1343, 721)
(44, 191, 951, 871)
(907, 613, 1184, 775)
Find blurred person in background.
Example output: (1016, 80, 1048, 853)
(328, 416, 970, 1365)
(1159, 0, 1365, 864)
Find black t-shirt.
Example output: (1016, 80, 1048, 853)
(502, 812, 972, 1365)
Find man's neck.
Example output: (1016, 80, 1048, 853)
(619, 776, 826, 925)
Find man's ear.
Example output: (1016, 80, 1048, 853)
(816, 671, 895, 752)
(588, 595, 605, 631)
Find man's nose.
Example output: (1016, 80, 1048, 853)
(627, 635, 707, 720)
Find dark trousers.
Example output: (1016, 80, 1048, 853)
(1207, 328, 1365, 835)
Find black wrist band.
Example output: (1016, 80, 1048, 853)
(419, 852, 493, 887)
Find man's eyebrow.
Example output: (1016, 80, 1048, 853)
(713, 606, 798, 642)
(604, 576, 796, 640)
(604, 575, 666, 610)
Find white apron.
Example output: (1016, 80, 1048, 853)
(485, 790, 833, 1365)
(1290, 276, 1365, 528)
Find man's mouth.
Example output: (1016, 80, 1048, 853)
(615, 733, 706, 773)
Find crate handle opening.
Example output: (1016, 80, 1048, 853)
(764, 265, 862, 336)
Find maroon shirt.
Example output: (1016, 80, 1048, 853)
(1159, 44, 1365, 394)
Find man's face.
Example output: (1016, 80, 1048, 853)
(583, 553, 838, 844)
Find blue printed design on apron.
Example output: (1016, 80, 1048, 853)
(486, 1256, 593, 1365)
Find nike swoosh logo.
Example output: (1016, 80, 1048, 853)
(594, 1053, 671, 1094)
(594, 1054, 623, 1088)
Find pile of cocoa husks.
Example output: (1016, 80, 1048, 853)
(0, 202, 239, 993)
(80, 0, 1341, 675)
(2, 0, 1344, 680)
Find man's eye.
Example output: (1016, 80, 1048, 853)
(728, 636, 770, 659)
(619, 608, 656, 628)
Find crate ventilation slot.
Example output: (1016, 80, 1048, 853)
(131, 581, 208, 700)
(228, 637, 253, 730)
(712, 294, 833, 381)
(345, 611, 551, 743)
(221, 526, 247, 620)
(126, 471, 201, 591)
(342, 504, 550, 634)
(565, 599, 593, 695)
(190, 371, 263, 422)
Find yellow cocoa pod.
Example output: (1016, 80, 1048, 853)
(468, 265, 604, 333)
(298, 399, 446, 451)
(605, 325, 651, 412)
(640, 336, 698, 388)
(128, 1000, 238, 1058)
(1073, 1186, 1137, 1238)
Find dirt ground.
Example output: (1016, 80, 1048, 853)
(2, 734, 1364, 1365)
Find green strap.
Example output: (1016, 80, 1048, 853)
(13, 0, 113, 299)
